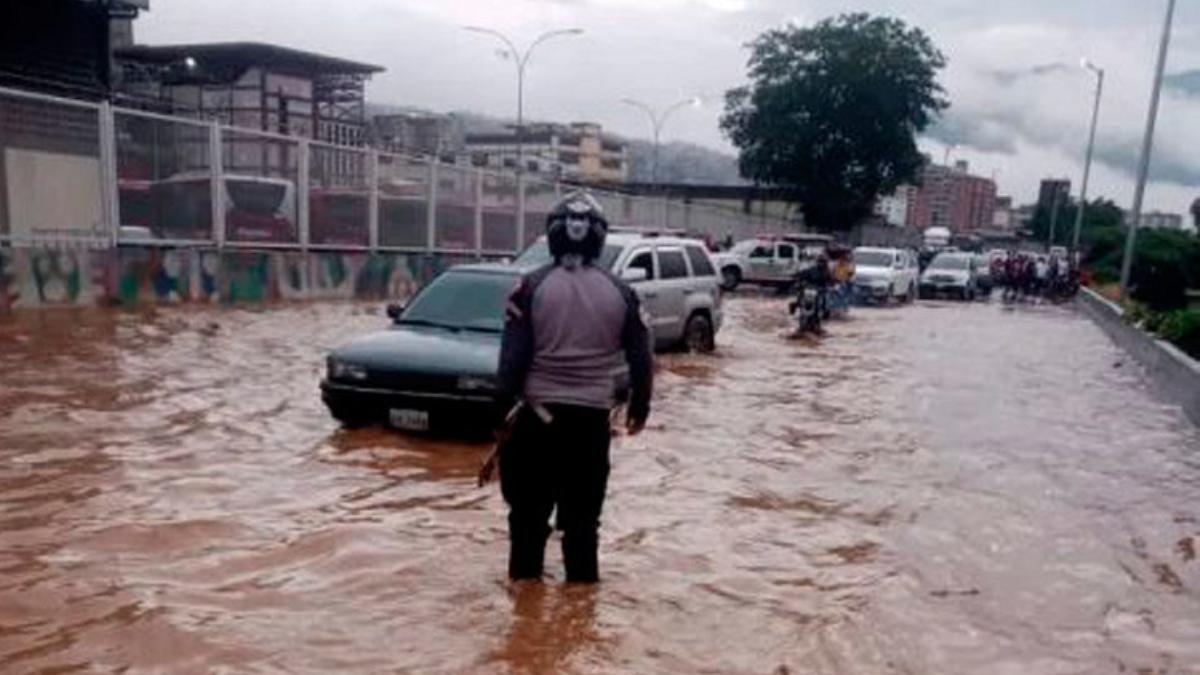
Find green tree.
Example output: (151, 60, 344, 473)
(1032, 197, 1124, 247)
(721, 13, 948, 232)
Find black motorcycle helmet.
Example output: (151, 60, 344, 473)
(546, 190, 608, 263)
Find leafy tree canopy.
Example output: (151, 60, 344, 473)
(721, 13, 949, 231)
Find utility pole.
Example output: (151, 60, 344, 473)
(1120, 0, 1176, 299)
(1073, 60, 1105, 256)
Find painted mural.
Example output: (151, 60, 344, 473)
(0, 245, 482, 312)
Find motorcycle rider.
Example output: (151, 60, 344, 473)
(497, 191, 654, 584)
(790, 251, 832, 336)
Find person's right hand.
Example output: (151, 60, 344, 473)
(626, 417, 646, 437)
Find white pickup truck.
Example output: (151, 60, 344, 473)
(712, 234, 833, 291)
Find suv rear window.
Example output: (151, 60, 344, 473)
(658, 249, 689, 279)
(686, 246, 716, 277)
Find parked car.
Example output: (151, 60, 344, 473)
(973, 254, 995, 295)
(711, 234, 833, 291)
(515, 231, 724, 352)
(321, 264, 515, 431)
(919, 252, 981, 301)
(852, 246, 919, 304)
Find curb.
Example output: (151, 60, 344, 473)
(1075, 287, 1200, 427)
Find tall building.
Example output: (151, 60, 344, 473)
(992, 196, 1015, 231)
(464, 122, 628, 183)
(908, 160, 997, 233)
(1038, 179, 1071, 212)
(873, 186, 913, 227)
(115, 42, 383, 184)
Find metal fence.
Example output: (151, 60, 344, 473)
(0, 85, 797, 254)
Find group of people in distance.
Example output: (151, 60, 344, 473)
(993, 250, 1079, 303)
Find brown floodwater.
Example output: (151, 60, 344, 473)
(1, 297, 1198, 674)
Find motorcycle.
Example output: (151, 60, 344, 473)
(788, 280, 825, 337)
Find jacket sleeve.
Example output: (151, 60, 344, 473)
(498, 275, 536, 410)
(618, 281, 654, 423)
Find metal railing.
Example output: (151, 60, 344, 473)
(0, 85, 797, 254)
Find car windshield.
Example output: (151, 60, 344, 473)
(731, 240, 761, 254)
(930, 255, 971, 271)
(854, 251, 894, 266)
(514, 241, 622, 270)
(399, 271, 514, 332)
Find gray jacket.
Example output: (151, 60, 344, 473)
(499, 263, 653, 422)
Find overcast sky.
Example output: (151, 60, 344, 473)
(139, 0, 1199, 217)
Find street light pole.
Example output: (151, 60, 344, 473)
(620, 97, 702, 185)
(1120, 0, 1176, 299)
(1072, 60, 1104, 256)
(464, 27, 584, 174)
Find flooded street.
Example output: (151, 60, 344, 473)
(2, 297, 1198, 674)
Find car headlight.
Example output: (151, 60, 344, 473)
(327, 357, 368, 381)
(457, 375, 497, 392)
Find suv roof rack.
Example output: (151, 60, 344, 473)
(609, 227, 690, 238)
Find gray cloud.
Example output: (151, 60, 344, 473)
(1093, 138, 1200, 187)
(925, 113, 1018, 155)
(985, 63, 1071, 86)
(1164, 70, 1200, 96)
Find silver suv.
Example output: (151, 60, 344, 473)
(515, 232, 724, 352)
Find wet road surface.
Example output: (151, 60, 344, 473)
(1, 297, 1198, 674)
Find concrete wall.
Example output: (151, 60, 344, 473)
(1076, 288, 1200, 427)
(0, 245, 481, 311)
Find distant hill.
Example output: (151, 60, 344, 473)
(365, 104, 747, 185)
(624, 139, 746, 186)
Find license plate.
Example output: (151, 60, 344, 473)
(389, 408, 430, 431)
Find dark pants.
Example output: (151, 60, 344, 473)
(499, 404, 611, 583)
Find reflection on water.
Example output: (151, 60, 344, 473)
(1, 298, 1198, 673)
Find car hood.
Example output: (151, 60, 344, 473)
(331, 325, 500, 377)
(922, 269, 970, 283)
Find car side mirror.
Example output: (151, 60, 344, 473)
(386, 302, 405, 320)
(622, 268, 648, 283)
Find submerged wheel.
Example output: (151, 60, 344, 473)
(683, 313, 715, 354)
(721, 267, 741, 291)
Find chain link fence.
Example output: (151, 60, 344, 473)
(0, 85, 800, 254)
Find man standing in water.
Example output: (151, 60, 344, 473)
(497, 191, 654, 583)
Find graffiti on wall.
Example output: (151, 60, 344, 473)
(0, 248, 107, 308)
(0, 246, 476, 312)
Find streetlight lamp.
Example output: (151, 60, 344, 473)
(463, 26, 584, 174)
(1071, 58, 1105, 258)
(1120, 0, 1176, 299)
(620, 97, 702, 186)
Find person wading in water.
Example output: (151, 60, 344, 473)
(493, 191, 654, 583)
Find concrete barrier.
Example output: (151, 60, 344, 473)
(0, 245, 490, 311)
(1076, 287, 1200, 427)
